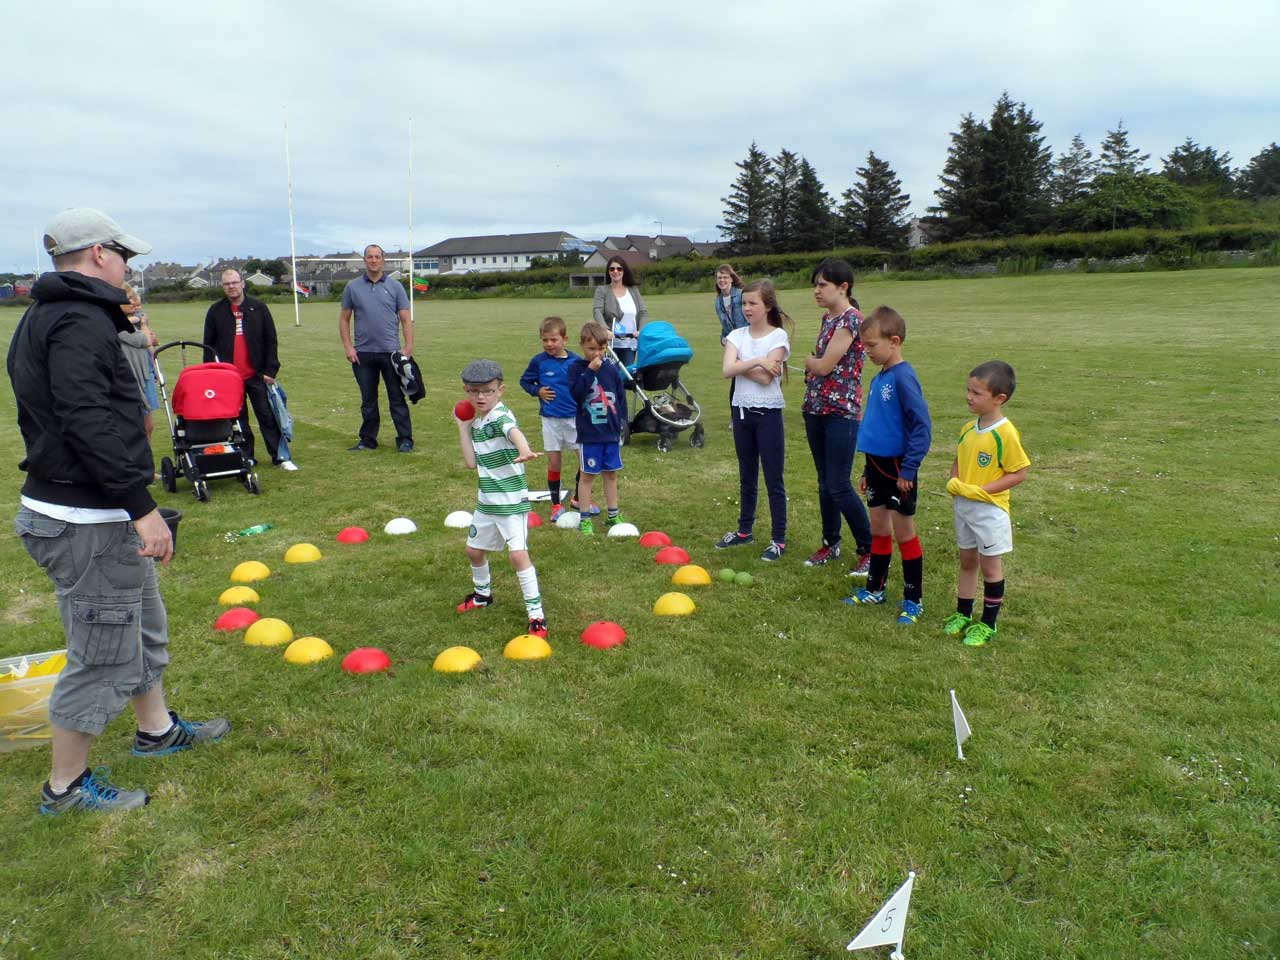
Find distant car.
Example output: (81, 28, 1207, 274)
(442, 269, 476, 276)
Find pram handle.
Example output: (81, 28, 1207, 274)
(153, 341, 222, 362)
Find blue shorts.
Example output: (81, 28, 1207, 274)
(579, 442, 622, 475)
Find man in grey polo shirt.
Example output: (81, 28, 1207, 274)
(338, 244, 415, 452)
(8, 208, 229, 815)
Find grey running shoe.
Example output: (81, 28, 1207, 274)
(760, 542, 785, 562)
(40, 767, 149, 815)
(132, 710, 231, 757)
(715, 531, 754, 549)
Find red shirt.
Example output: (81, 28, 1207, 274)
(230, 303, 254, 380)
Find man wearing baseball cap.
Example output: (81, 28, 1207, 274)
(7, 208, 230, 815)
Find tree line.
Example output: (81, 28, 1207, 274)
(719, 92, 1280, 255)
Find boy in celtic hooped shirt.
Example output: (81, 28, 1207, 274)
(943, 360, 1031, 647)
(454, 359, 547, 638)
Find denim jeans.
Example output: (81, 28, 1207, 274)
(803, 412, 871, 554)
(353, 352, 412, 447)
(731, 406, 786, 544)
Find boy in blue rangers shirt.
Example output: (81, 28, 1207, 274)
(569, 322, 628, 536)
(454, 359, 548, 639)
(943, 360, 1030, 647)
(843, 306, 933, 624)
(519, 316, 581, 522)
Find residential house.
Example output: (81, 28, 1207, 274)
(598, 234, 696, 260)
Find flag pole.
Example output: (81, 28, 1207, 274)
(283, 106, 302, 327)
(34, 229, 41, 281)
(407, 115, 415, 333)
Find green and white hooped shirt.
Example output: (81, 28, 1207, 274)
(471, 402, 531, 516)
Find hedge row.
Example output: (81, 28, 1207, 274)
(418, 223, 1280, 293)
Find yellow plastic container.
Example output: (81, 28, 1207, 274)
(0, 649, 66, 752)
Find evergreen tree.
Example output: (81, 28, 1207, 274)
(768, 149, 800, 252)
(1236, 142, 1280, 199)
(838, 151, 911, 250)
(929, 93, 1052, 240)
(790, 158, 835, 253)
(1163, 138, 1234, 193)
(719, 142, 774, 256)
(982, 92, 1053, 235)
(1098, 121, 1150, 176)
(928, 112, 986, 242)
(1051, 134, 1098, 207)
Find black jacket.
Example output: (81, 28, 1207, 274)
(6, 271, 157, 519)
(202, 295, 280, 377)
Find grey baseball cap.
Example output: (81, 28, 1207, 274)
(42, 208, 152, 258)
(461, 359, 504, 384)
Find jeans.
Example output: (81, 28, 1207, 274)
(238, 374, 284, 464)
(803, 412, 871, 554)
(353, 352, 413, 447)
(732, 406, 787, 544)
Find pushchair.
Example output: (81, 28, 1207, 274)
(613, 321, 704, 453)
(153, 341, 261, 501)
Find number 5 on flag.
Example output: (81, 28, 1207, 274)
(847, 871, 915, 959)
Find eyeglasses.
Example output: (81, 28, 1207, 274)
(608, 266, 624, 273)
(463, 387, 500, 397)
(101, 242, 133, 263)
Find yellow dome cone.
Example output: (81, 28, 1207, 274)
(653, 592, 695, 616)
(284, 636, 333, 664)
(218, 586, 260, 606)
(504, 634, 552, 660)
(433, 646, 483, 673)
(244, 618, 293, 647)
(231, 560, 271, 583)
(284, 543, 322, 564)
(671, 564, 712, 586)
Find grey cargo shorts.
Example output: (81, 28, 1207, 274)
(15, 506, 169, 736)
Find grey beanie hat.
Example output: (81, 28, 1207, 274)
(461, 359, 504, 384)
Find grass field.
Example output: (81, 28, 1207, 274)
(1, 268, 1277, 959)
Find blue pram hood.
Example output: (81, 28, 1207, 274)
(633, 321, 693, 371)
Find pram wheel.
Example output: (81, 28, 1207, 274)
(620, 418, 631, 447)
(244, 473, 261, 495)
(193, 480, 210, 502)
(160, 457, 177, 493)
(690, 423, 705, 449)
(657, 435, 672, 454)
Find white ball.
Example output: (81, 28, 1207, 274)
(607, 522, 640, 538)
(444, 510, 473, 529)
(554, 510, 581, 529)
(384, 517, 418, 535)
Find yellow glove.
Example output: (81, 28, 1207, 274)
(946, 478, 1000, 505)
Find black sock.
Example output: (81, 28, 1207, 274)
(549, 478, 561, 505)
(957, 597, 975, 618)
(868, 536, 893, 592)
(47, 768, 91, 797)
(982, 579, 1005, 627)
(608, 507, 620, 519)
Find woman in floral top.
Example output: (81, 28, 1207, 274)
(801, 259, 873, 576)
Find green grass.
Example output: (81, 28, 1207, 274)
(1, 269, 1277, 959)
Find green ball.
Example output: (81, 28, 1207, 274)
(734, 571, 754, 586)
(719, 568, 737, 583)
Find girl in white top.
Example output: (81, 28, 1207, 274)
(715, 279, 793, 562)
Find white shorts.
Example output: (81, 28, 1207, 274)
(541, 416, 578, 452)
(952, 497, 1013, 556)
(466, 512, 529, 553)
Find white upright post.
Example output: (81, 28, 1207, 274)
(283, 107, 302, 327)
(407, 116, 415, 332)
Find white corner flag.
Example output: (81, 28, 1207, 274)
(951, 689, 972, 761)
(847, 872, 916, 959)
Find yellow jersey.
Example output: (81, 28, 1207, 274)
(954, 417, 1030, 513)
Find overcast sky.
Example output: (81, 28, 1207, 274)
(2, 0, 1277, 272)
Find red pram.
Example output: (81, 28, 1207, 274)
(154, 342, 261, 500)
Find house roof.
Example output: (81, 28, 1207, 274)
(585, 249, 652, 268)
(415, 231, 591, 257)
